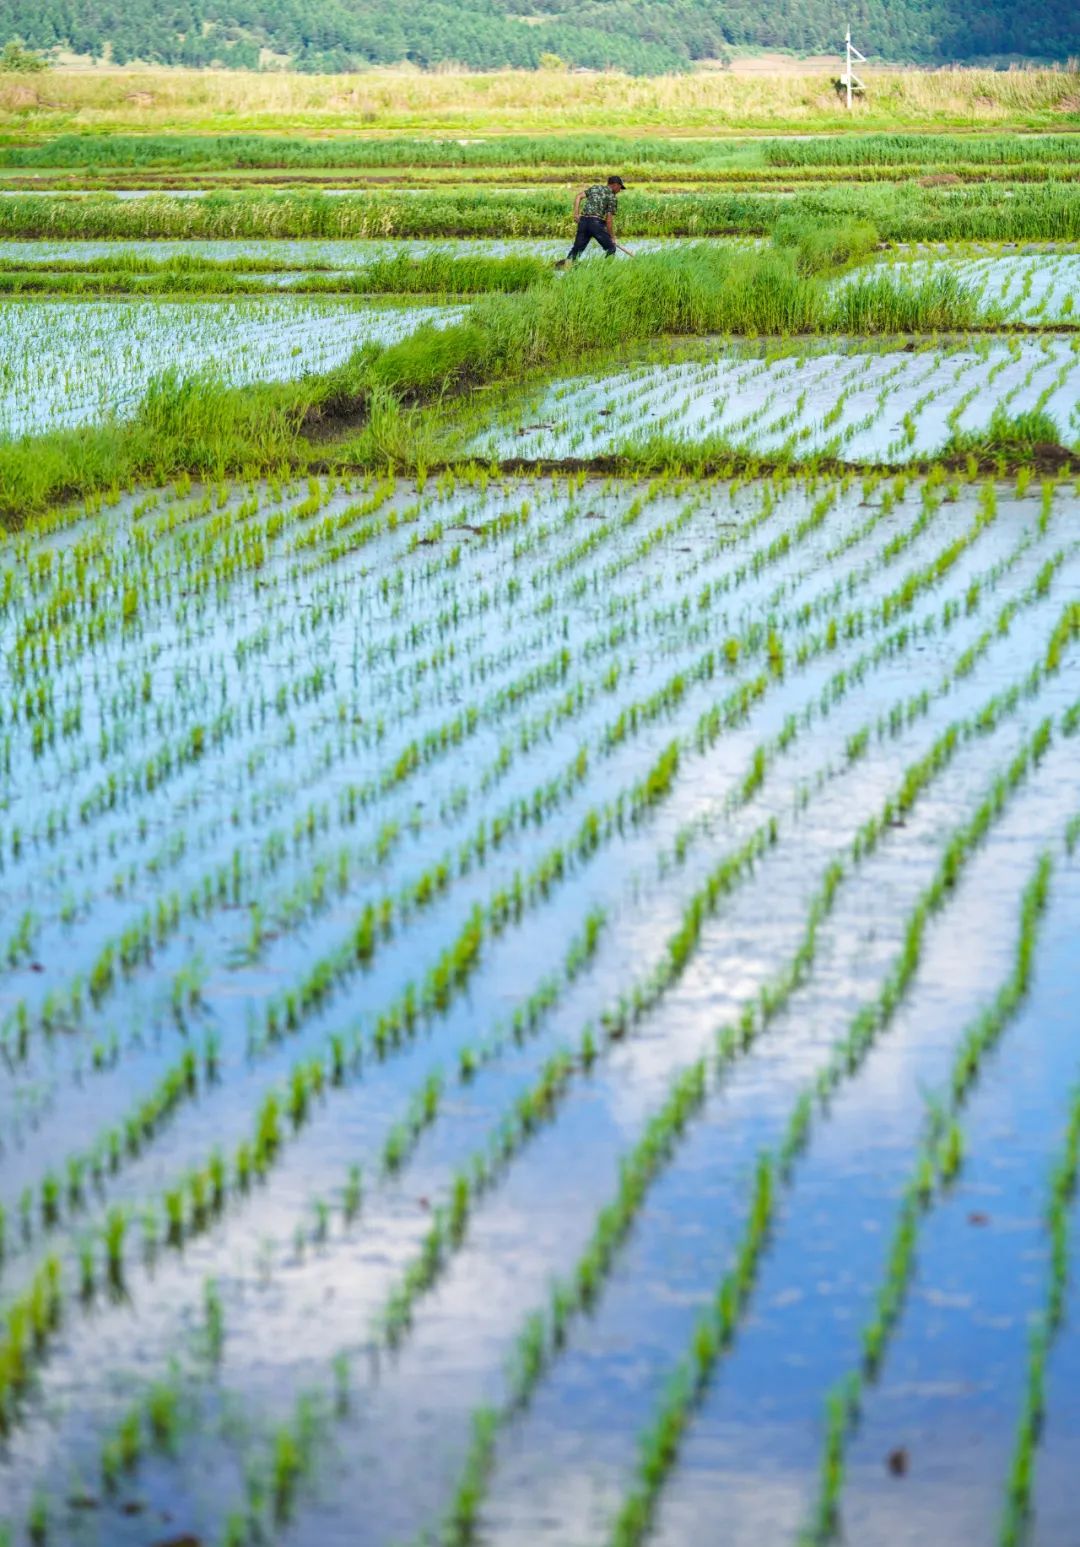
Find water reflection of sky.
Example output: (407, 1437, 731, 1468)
(2, 479, 1080, 1545)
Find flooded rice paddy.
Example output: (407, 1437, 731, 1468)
(0, 239, 1077, 453)
(1, 464, 1080, 1546)
(0, 298, 462, 439)
(880, 251, 1080, 326)
(478, 335, 1080, 464)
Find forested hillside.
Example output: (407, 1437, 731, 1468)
(3, 0, 1078, 73)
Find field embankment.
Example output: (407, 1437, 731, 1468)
(2, 182, 1080, 243)
(4, 131, 1080, 193)
(0, 238, 1070, 519)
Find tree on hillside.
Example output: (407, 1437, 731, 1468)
(0, 37, 50, 70)
(0, 0, 1075, 71)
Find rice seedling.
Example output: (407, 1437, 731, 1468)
(204, 1279, 224, 1363)
(26, 1494, 47, 1545)
(997, 1081, 1080, 1546)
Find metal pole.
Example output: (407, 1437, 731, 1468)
(846, 28, 852, 111)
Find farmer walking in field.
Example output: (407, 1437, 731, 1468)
(555, 175, 626, 267)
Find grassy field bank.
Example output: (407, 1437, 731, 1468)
(0, 239, 1064, 519)
(3, 130, 1080, 193)
(1, 66, 1078, 137)
(4, 182, 1080, 242)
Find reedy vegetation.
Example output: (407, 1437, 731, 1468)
(2, 237, 1007, 520)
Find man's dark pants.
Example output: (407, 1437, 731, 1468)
(567, 216, 616, 261)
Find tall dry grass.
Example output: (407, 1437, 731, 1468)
(1, 65, 1077, 136)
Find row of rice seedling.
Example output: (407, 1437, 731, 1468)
(797, 836, 1060, 1542)
(4, 479, 1064, 1534)
(0, 252, 555, 299)
(998, 1004, 1080, 1545)
(2, 460, 1078, 1543)
(763, 134, 1080, 169)
(425, 706, 1067, 1547)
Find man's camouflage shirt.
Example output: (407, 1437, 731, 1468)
(580, 184, 617, 220)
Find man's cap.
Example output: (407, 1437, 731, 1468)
(608, 175, 626, 189)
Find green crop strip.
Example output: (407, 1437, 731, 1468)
(2, 185, 1080, 245)
(8, 133, 1080, 176)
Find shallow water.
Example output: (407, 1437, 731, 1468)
(476, 335, 1080, 464)
(876, 251, 1080, 326)
(0, 296, 462, 437)
(1, 472, 1079, 1546)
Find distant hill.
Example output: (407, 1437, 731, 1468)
(4, 0, 1078, 74)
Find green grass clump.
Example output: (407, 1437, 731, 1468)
(773, 215, 879, 276)
(0, 132, 737, 173)
(944, 407, 1067, 458)
(828, 268, 986, 333)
